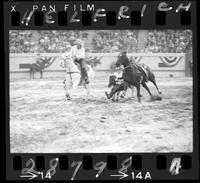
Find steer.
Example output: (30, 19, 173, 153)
(105, 75, 134, 101)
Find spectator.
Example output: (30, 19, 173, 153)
(9, 30, 192, 53)
(144, 30, 192, 53)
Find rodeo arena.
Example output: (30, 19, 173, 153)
(9, 30, 193, 153)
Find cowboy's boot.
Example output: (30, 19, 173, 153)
(82, 67, 89, 84)
(78, 71, 84, 86)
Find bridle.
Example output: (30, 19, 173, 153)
(117, 55, 132, 70)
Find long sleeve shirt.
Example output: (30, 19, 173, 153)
(68, 45, 86, 59)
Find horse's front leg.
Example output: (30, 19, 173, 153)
(136, 84, 141, 103)
(116, 92, 120, 101)
(122, 81, 129, 97)
(112, 93, 116, 102)
(64, 74, 76, 101)
(130, 86, 135, 99)
(84, 84, 91, 101)
(40, 70, 43, 79)
(29, 70, 32, 79)
(63, 78, 71, 100)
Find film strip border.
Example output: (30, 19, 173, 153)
(10, 8, 191, 26)
(8, 154, 195, 180)
(4, 0, 199, 181)
(4, 1, 195, 29)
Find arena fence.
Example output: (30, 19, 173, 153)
(9, 53, 192, 79)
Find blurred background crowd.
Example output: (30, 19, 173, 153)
(92, 30, 138, 52)
(144, 30, 192, 53)
(9, 30, 192, 53)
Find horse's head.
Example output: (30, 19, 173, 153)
(116, 51, 130, 68)
(59, 53, 72, 68)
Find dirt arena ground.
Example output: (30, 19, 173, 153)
(9, 73, 193, 153)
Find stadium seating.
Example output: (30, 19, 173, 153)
(9, 30, 192, 53)
(145, 30, 192, 53)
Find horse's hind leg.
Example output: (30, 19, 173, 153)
(142, 82, 152, 97)
(149, 74, 161, 94)
(152, 79, 162, 94)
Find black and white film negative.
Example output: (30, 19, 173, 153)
(2, 0, 199, 181)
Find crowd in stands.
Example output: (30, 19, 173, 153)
(38, 30, 88, 53)
(92, 30, 137, 52)
(9, 31, 36, 53)
(9, 30, 88, 53)
(144, 30, 192, 53)
(9, 30, 192, 53)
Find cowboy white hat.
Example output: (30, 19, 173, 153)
(75, 39, 84, 46)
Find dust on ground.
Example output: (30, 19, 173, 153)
(9, 75, 193, 153)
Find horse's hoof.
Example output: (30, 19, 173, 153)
(159, 91, 162, 94)
(105, 92, 110, 99)
(151, 95, 162, 101)
(85, 79, 90, 84)
(66, 94, 71, 100)
(64, 98, 71, 102)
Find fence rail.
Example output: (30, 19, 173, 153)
(9, 53, 192, 79)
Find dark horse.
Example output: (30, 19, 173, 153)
(30, 57, 55, 79)
(115, 51, 161, 102)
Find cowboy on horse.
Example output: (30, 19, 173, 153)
(67, 39, 90, 84)
(112, 50, 162, 102)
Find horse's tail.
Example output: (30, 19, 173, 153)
(87, 64, 95, 79)
(145, 65, 156, 82)
(87, 63, 95, 72)
(88, 63, 95, 71)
